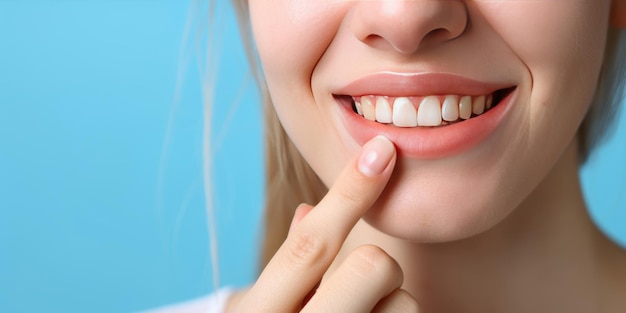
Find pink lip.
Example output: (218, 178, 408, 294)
(335, 72, 510, 96)
(334, 73, 517, 159)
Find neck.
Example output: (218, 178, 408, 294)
(335, 141, 626, 312)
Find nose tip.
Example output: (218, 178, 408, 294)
(350, 0, 468, 55)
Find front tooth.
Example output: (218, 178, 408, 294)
(361, 96, 376, 121)
(392, 97, 417, 127)
(376, 97, 392, 123)
(355, 99, 363, 115)
(486, 94, 493, 110)
(442, 95, 459, 122)
(417, 96, 442, 126)
(459, 96, 472, 119)
(473, 95, 486, 115)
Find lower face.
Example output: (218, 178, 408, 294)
(248, 0, 611, 242)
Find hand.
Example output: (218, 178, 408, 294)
(232, 136, 419, 313)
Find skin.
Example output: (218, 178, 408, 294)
(229, 0, 626, 312)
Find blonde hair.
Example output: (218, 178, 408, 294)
(229, 0, 626, 270)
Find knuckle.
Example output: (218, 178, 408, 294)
(389, 289, 419, 313)
(333, 181, 365, 207)
(284, 227, 328, 267)
(318, 169, 378, 217)
(373, 289, 419, 313)
(348, 245, 403, 286)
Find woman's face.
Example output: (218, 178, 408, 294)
(248, 0, 616, 241)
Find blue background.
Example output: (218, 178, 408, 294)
(0, 1, 624, 312)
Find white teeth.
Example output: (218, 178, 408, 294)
(375, 97, 392, 123)
(355, 100, 363, 115)
(417, 96, 442, 127)
(352, 92, 496, 127)
(392, 97, 418, 127)
(361, 96, 376, 121)
(459, 96, 472, 120)
(442, 95, 459, 122)
(472, 95, 485, 115)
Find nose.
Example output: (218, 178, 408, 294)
(350, 0, 469, 55)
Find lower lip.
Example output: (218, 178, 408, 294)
(338, 90, 516, 159)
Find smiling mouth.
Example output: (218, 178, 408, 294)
(336, 88, 514, 128)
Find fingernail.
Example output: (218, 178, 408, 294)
(288, 203, 310, 234)
(357, 136, 395, 177)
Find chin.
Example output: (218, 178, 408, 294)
(359, 156, 524, 243)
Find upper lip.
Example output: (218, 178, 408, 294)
(333, 72, 514, 97)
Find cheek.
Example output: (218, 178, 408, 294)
(249, 1, 347, 93)
(480, 1, 609, 89)
(480, 1, 610, 142)
(248, 1, 353, 184)
(479, 1, 610, 58)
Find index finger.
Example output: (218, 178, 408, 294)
(243, 136, 397, 312)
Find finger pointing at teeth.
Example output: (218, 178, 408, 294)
(236, 135, 397, 313)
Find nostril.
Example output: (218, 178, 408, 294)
(428, 28, 450, 40)
(361, 34, 390, 51)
